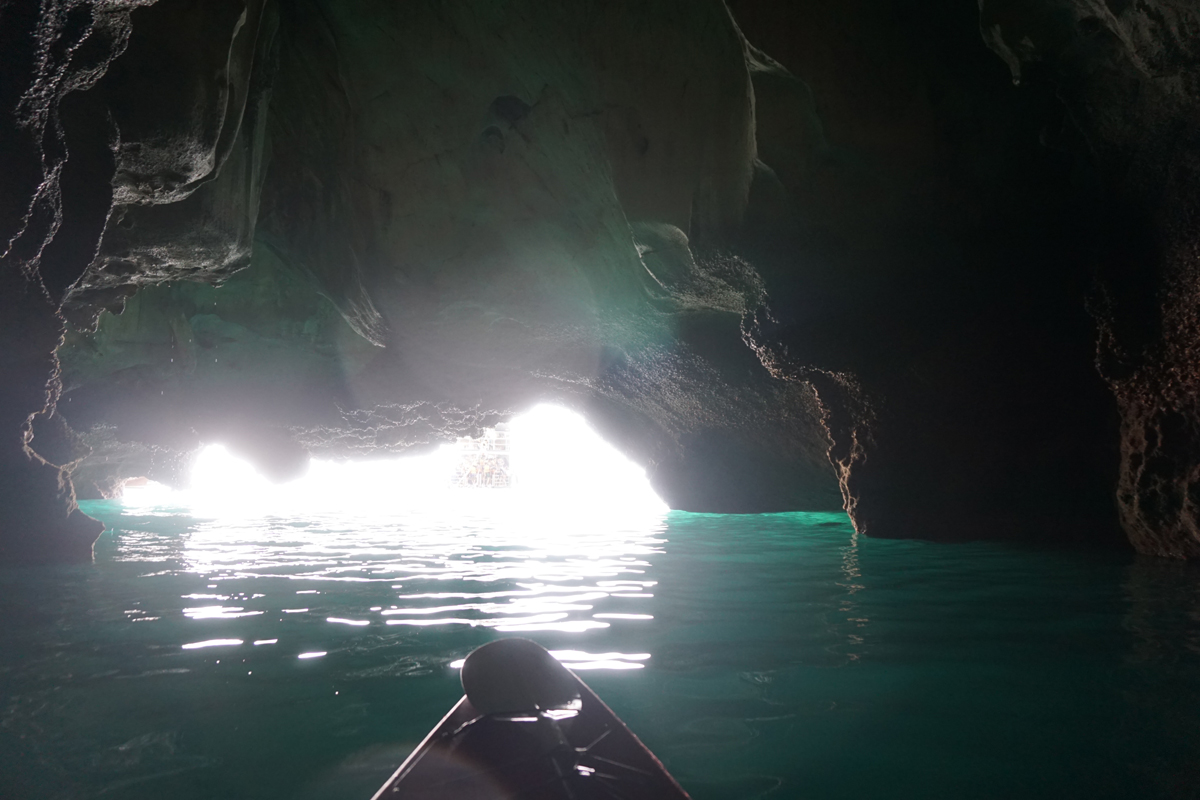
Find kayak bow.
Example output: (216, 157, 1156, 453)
(372, 638, 690, 799)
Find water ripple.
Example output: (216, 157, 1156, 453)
(84, 499, 670, 669)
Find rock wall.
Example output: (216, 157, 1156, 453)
(20, 0, 843, 558)
(1, 0, 137, 562)
(978, 0, 1200, 557)
(4, 0, 1200, 561)
(724, 0, 1200, 556)
(0, 0, 273, 560)
(730, 0, 1129, 546)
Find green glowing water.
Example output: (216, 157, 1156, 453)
(2, 501, 1199, 799)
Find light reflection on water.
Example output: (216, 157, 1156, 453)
(107, 494, 666, 671)
(108, 496, 672, 671)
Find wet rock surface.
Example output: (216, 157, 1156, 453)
(977, 0, 1200, 556)
(729, 0, 1130, 546)
(3, 0, 1200, 560)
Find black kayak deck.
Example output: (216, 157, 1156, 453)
(371, 673, 690, 799)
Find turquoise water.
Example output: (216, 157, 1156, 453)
(2, 500, 1199, 799)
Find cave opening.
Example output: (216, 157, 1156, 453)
(120, 404, 668, 521)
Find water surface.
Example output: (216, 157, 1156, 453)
(2, 499, 1198, 799)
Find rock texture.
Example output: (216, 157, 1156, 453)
(245, 0, 838, 513)
(15, 0, 842, 559)
(0, 1, 136, 562)
(730, 0, 1128, 546)
(977, 0, 1200, 557)
(1, 0, 274, 560)
(4, 0, 1200, 561)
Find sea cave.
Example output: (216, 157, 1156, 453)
(2, 1, 1199, 798)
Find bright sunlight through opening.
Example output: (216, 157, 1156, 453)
(122, 405, 668, 519)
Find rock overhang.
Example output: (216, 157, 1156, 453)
(46, 0, 841, 521)
(3, 0, 1200, 562)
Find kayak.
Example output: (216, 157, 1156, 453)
(371, 638, 691, 799)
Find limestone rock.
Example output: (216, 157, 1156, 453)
(5, 0, 1200, 562)
(979, 0, 1200, 555)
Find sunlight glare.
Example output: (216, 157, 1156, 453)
(508, 405, 667, 517)
(133, 404, 667, 519)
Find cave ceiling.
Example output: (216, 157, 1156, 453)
(2, 0, 1200, 561)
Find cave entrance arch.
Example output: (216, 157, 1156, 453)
(120, 405, 668, 521)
